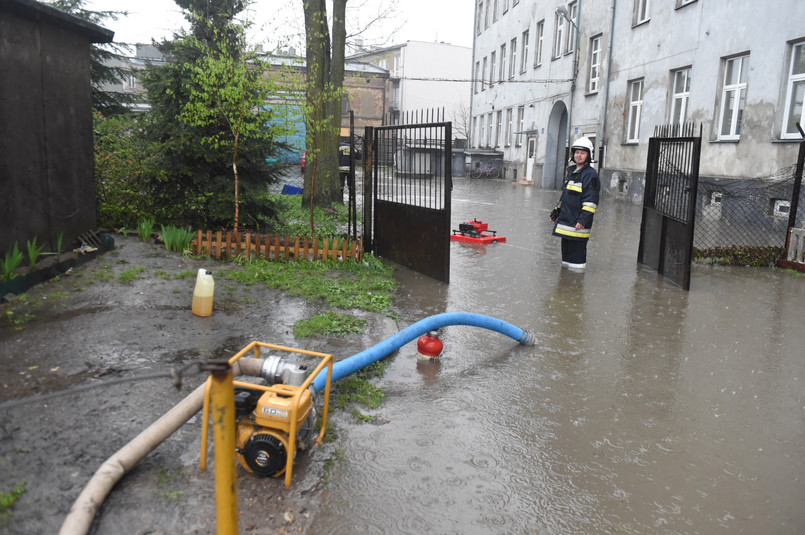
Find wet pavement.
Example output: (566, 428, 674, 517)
(309, 177, 805, 534)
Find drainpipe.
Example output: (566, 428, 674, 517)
(598, 0, 618, 170)
(469, 4, 478, 149)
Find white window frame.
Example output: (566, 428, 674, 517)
(509, 38, 517, 79)
(495, 110, 503, 147)
(502, 0, 509, 13)
(627, 79, 644, 143)
(490, 51, 497, 85)
(633, 0, 650, 26)
(718, 55, 749, 141)
(782, 41, 805, 139)
(488, 112, 494, 147)
(485, 0, 490, 29)
(477, 1, 484, 34)
(499, 44, 507, 83)
(493, 0, 499, 22)
(481, 56, 488, 91)
(670, 67, 691, 126)
(566, 1, 578, 55)
(505, 108, 513, 146)
(474, 61, 480, 93)
(588, 35, 602, 93)
(675, 0, 696, 8)
(521, 30, 529, 73)
(516, 106, 525, 146)
(553, 12, 565, 59)
(534, 20, 544, 68)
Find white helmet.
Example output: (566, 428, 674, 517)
(570, 137, 594, 162)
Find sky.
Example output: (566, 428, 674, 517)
(86, 0, 475, 53)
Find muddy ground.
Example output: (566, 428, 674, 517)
(0, 234, 399, 534)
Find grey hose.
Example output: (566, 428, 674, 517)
(59, 358, 265, 535)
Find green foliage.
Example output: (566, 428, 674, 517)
(2, 243, 24, 282)
(118, 266, 146, 283)
(333, 361, 387, 410)
(0, 482, 25, 519)
(26, 237, 44, 269)
(269, 194, 354, 237)
(160, 225, 195, 253)
(693, 246, 787, 267)
(225, 255, 395, 313)
(293, 311, 367, 338)
(56, 232, 64, 255)
(138, 217, 155, 242)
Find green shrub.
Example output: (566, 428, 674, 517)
(26, 237, 44, 269)
(138, 217, 155, 242)
(693, 246, 787, 267)
(2, 243, 24, 281)
(160, 225, 195, 252)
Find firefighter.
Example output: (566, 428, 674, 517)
(550, 137, 600, 270)
(338, 141, 361, 196)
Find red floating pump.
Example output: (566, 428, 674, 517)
(416, 330, 443, 361)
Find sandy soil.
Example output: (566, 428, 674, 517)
(0, 234, 398, 534)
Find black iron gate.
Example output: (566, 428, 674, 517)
(363, 122, 452, 283)
(637, 124, 702, 290)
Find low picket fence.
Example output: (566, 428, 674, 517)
(190, 230, 363, 263)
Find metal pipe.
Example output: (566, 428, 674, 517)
(206, 362, 238, 535)
(311, 312, 536, 393)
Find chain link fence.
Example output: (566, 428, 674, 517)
(693, 164, 804, 264)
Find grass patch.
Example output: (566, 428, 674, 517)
(156, 467, 185, 503)
(269, 194, 355, 237)
(94, 264, 114, 281)
(224, 254, 395, 314)
(118, 266, 146, 283)
(322, 449, 346, 482)
(693, 246, 786, 267)
(294, 311, 367, 338)
(0, 482, 25, 523)
(332, 361, 387, 410)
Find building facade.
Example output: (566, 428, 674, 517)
(349, 40, 473, 139)
(471, 0, 805, 196)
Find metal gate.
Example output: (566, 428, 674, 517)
(363, 122, 452, 283)
(637, 124, 702, 289)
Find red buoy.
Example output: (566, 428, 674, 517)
(416, 331, 443, 360)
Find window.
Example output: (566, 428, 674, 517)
(627, 79, 644, 143)
(490, 51, 497, 85)
(488, 112, 494, 147)
(502, 0, 509, 13)
(509, 38, 517, 79)
(534, 20, 544, 67)
(481, 56, 487, 91)
(495, 110, 503, 147)
(123, 74, 137, 91)
(670, 67, 691, 126)
(341, 94, 350, 115)
(566, 2, 578, 55)
(588, 35, 602, 92)
(505, 108, 513, 145)
(633, 0, 650, 25)
(521, 30, 530, 73)
(485, 0, 490, 29)
(675, 0, 696, 7)
(718, 55, 749, 140)
(553, 12, 565, 59)
(773, 199, 791, 218)
(474, 61, 480, 93)
(516, 106, 525, 146)
(782, 41, 805, 139)
(493, 0, 499, 22)
(477, 2, 484, 34)
(500, 44, 507, 82)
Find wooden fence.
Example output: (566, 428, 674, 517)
(191, 230, 363, 263)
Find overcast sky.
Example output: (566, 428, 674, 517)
(86, 0, 474, 53)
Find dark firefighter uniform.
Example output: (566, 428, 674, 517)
(551, 163, 600, 267)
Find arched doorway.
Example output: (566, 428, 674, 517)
(545, 101, 568, 189)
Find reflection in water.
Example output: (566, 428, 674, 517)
(308, 178, 805, 534)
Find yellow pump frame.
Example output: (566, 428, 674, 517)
(200, 342, 333, 488)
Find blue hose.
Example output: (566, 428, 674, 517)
(312, 312, 536, 393)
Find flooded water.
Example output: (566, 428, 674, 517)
(309, 177, 805, 534)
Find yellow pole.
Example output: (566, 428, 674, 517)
(206, 361, 238, 535)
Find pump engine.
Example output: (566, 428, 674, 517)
(232, 355, 318, 477)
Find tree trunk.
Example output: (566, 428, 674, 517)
(302, 0, 348, 208)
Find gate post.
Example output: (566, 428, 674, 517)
(363, 126, 374, 252)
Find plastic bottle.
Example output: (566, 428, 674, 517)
(192, 269, 214, 317)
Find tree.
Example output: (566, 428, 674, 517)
(172, 18, 282, 233)
(302, 0, 348, 209)
(141, 0, 282, 231)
